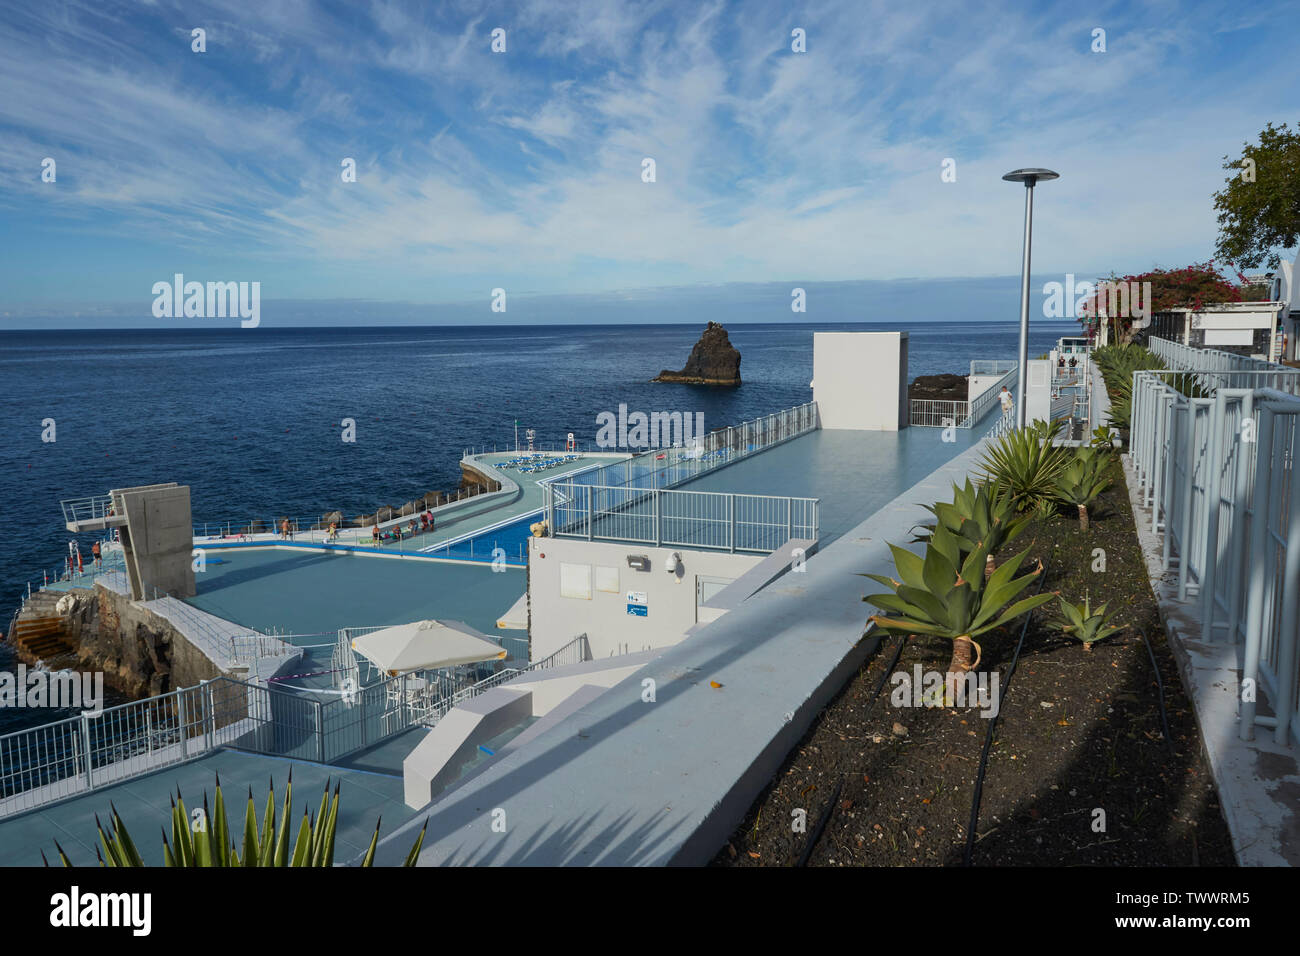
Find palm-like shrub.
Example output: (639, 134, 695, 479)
(1056, 594, 1125, 651)
(1055, 447, 1113, 531)
(1089, 425, 1117, 450)
(865, 522, 1055, 701)
(911, 478, 1029, 578)
(46, 772, 427, 867)
(979, 426, 1072, 518)
(1092, 344, 1163, 431)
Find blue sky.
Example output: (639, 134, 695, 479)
(1, 0, 1296, 326)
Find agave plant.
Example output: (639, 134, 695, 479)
(911, 478, 1029, 579)
(1028, 417, 1066, 443)
(45, 771, 427, 867)
(1055, 446, 1113, 531)
(979, 425, 1072, 518)
(864, 522, 1055, 702)
(1055, 594, 1125, 651)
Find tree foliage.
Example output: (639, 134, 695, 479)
(1077, 262, 1244, 343)
(1213, 121, 1300, 269)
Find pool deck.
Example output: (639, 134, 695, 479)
(368, 437, 993, 866)
(186, 548, 526, 642)
(0, 747, 414, 867)
(672, 423, 990, 544)
(171, 455, 623, 657)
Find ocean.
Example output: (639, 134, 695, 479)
(0, 319, 1079, 732)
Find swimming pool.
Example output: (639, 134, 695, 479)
(423, 511, 541, 565)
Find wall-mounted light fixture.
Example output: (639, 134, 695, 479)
(627, 555, 651, 571)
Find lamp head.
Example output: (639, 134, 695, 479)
(1002, 168, 1059, 186)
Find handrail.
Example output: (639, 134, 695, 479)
(59, 494, 116, 526)
(960, 365, 1019, 428)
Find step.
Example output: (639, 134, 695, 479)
(14, 618, 63, 635)
(15, 635, 73, 653)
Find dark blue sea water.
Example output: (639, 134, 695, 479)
(0, 320, 1077, 732)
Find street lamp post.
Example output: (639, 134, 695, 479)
(1002, 168, 1059, 429)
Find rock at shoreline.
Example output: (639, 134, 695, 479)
(908, 373, 968, 402)
(653, 321, 741, 386)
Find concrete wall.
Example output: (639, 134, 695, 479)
(403, 687, 533, 808)
(527, 536, 762, 660)
(502, 651, 658, 715)
(116, 484, 196, 599)
(812, 332, 908, 431)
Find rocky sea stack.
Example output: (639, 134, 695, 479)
(908, 373, 968, 402)
(653, 321, 742, 386)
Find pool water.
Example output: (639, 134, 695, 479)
(425, 511, 542, 565)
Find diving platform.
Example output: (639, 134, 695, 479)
(60, 483, 195, 600)
(60, 494, 126, 533)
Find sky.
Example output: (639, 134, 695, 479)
(1, 0, 1296, 327)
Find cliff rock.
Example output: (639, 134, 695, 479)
(653, 322, 741, 386)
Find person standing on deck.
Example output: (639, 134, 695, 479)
(91, 539, 102, 568)
(999, 386, 1014, 420)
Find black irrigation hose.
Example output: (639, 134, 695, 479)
(797, 777, 844, 867)
(962, 556, 1051, 867)
(796, 633, 907, 867)
(1138, 628, 1175, 755)
(871, 633, 910, 701)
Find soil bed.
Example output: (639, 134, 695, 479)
(712, 459, 1234, 866)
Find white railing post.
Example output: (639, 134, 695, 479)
(81, 712, 94, 791)
(728, 495, 736, 553)
(1272, 421, 1300, 746)
(1200, 393, 1228, 640)
(1240, 404, 1276, 741)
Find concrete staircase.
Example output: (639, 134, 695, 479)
(8, 592, 75, 661)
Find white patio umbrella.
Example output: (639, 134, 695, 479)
(351, 619, 506, 675)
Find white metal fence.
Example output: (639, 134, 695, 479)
(1127, 353, 1300, 745)
(570, 401, 819, 492)
(910, 366, 1017, 429)
(545, 482, 818, 553)
(1149, 336, 1300, 393)
(909, 399, 967, 428)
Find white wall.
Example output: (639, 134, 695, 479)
(528, 536, 762, 660)
(968, 374, 1005, 403)
(812, 332, 908, 430)
(1025, 359, 1052, 425)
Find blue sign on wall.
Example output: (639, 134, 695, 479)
(626, 589, 648, 617)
